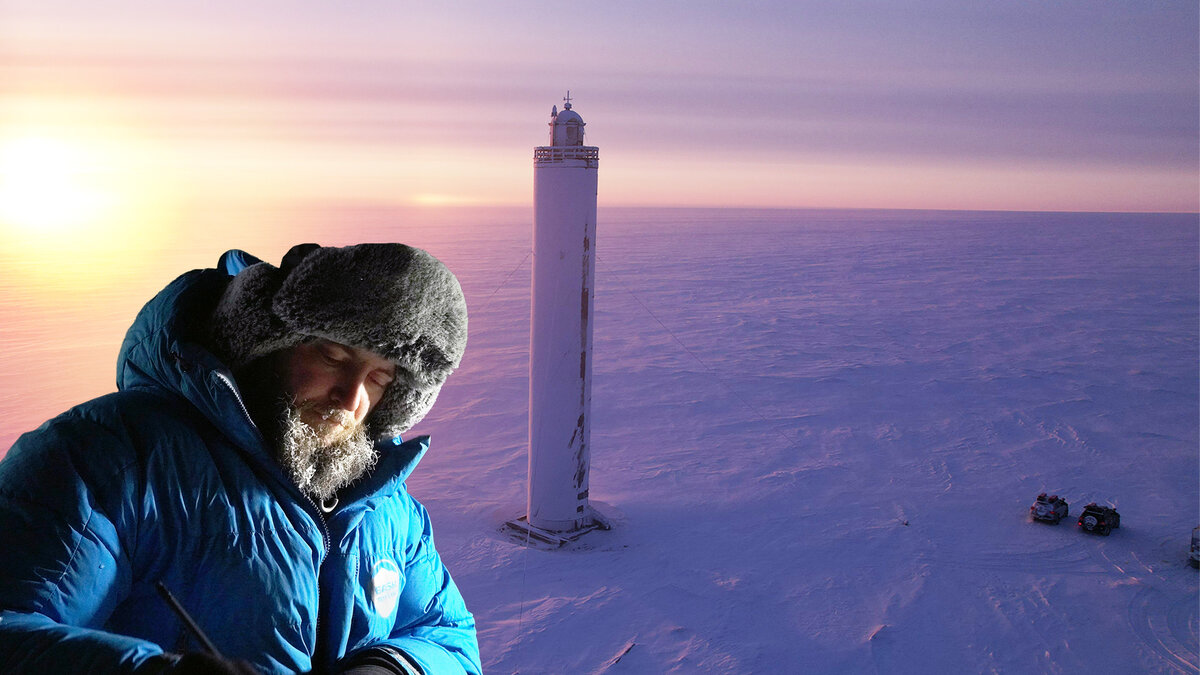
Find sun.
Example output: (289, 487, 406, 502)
(0, 127, 179, 290)
(0, 135, 120, 233)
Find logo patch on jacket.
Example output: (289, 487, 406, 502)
(371, 559, 401, 617)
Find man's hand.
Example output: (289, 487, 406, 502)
(334, 647, 424, 675)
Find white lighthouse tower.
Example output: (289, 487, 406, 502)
(508, 93, 607, 545)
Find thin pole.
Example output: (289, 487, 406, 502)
(155, 581, 224, 658)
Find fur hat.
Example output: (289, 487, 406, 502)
(210, 243, 467, 438)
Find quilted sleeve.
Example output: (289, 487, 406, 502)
(0, 413, 166, 673)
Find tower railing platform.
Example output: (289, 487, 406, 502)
(534, 146, 599, 167)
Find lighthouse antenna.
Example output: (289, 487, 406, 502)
(563, 90, 572, 110)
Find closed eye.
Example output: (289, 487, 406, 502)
(318, 345, 350, 365)
(370, 370, 395, 388)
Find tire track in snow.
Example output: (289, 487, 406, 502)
(918, 540, 1100, 574)
(1126, 584, 1199, 673)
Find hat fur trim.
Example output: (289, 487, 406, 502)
(209, 243, 467, 437)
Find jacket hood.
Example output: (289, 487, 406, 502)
(117, 266, 256, 447)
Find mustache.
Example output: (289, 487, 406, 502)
(295, 401, 355, 428)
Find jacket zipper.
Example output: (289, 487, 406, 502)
(213, 371, 258, 441)
(213, 371, 331, 668)
(304, 493, 331, 670)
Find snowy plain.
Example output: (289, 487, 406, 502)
(0, 206, 1197, 673)
(415, 208, 1199, 674)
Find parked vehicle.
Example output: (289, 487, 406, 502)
(1030, 493, 1069, 524)
(1077, 503, 1120, 535)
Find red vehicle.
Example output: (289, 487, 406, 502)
(1030, 493, 1069, 524)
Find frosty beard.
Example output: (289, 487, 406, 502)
(276, 400, 378, 503)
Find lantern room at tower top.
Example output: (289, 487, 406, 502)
(536, 93, 598, 168)
(548, 92, 589, 147)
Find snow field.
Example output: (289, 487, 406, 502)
(413, 208, 1198, 673)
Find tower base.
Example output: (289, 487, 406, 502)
(502, 507, 611, 549)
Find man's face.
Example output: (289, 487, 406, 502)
(258, 338, 397, 501)
(280, 338, 396, 440)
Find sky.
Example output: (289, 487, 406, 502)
(0, 0, 1197, 231)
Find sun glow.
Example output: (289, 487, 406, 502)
(0, 126, 179, 291)
(0, 135, 123, 233)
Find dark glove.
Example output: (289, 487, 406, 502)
(334, 647, 423, 675)
(164, 652, 261, 675)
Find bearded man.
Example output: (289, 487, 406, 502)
(0, 243, 480, 674)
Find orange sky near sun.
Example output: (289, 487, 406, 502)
(0, 1, 1196, 247)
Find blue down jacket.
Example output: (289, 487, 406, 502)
(0, 254, 481, 674)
